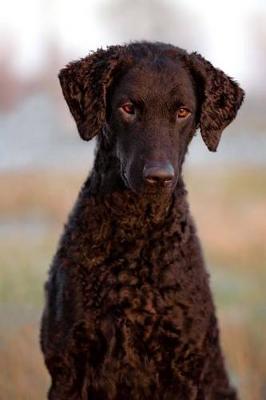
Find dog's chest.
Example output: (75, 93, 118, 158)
(77, 233, 211, 349)
(65, 194, 212, 360)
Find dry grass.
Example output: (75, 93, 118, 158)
(220, 316, 266, 400)
(0, 167, 265, 399)
(0, 323, 49, 400)
(0, 169, 85, 223)
(186, 166, 266, 271)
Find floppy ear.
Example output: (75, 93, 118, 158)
(58, 46, 126, 140)
(188, 52, 245, 151)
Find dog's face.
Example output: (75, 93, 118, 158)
(59, 42, 244, 194)
(108, 58, 197, 192)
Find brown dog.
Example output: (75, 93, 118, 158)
(41, 42, 244, 399)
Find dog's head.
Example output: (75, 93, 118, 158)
(59, 42, 244, 193)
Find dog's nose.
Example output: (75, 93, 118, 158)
(143, 162, 175, 185)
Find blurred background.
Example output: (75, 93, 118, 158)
(0, 0, 265, 398)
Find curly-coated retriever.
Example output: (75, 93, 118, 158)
(41, 42, 244, 399)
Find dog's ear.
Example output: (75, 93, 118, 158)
(58, 46, 127, 140)
(187, 52, 245, 151)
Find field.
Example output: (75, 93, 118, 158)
(0, 167, 265, 399)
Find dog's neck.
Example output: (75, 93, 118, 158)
(89, 134, 125, 194)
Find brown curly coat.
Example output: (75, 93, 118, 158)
(41, 42, 244, 399)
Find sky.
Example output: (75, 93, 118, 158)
(0, 0, 265, 89)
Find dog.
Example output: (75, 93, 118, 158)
(41, 42, 244, 399)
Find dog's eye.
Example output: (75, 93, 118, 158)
(120, 103, 135, 115)
(176, 107, 191, 119)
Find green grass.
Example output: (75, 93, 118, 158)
(0, 230, 58, 306)
(0, 228, 55, 399)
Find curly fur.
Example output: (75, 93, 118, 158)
(41, 42, 244, 400)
